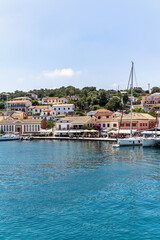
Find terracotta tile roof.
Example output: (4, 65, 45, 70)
(56, 113, 66, 117)
(34, 105, 49, 109)
(0, 119, 44, 124)
(52, 104, 74, 107)
(94, 109, 113, 116)
(8, 100, 30, 104)
(43, 109, 53, 112)
(43, 97, 58, 100)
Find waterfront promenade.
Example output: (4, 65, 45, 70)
(32, 136, 116, 142)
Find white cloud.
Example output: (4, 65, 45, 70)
(43, 68, 75, 78)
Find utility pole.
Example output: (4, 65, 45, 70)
(148, 83, 150, 93)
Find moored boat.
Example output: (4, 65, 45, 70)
(0, 134, 19, 141)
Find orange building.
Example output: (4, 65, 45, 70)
(118, 113, 156, 131)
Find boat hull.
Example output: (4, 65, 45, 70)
(117, 138, 142, 146)
(143, 138, 160, 147)
(143, 138, 156, 147)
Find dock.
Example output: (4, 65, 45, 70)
(32, 136, 117, 142)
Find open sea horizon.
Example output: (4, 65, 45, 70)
(0, 140, 160, 239)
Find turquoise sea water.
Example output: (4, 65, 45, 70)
(0, 140, 160, 239)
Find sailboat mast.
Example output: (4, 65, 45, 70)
(130, 62, 134, 137)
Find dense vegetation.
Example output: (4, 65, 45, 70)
(0, 85, 159, 112)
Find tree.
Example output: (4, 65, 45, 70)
(149, 107, 156, 117)
(99, 91, 108, 106)
(46, 121, 53, 129)
(151, 87, 160, 94)
(133, 108, 146, 113)
(31, 100, 39, 106)
(106, 96, 122, 111)
(0, 102, 5, 109)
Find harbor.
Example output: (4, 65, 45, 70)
(0, 140, 160, 239)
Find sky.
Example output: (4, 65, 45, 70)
(0, 0, 160, 92)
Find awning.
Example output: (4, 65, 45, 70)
(69, 130, 83, 133)
(54, 130, 69, 134)
(109, 129, 138, 134)
(141, 131, 160, 135)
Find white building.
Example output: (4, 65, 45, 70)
(28, 105, 50, 115)
(53, 104, 75, 115)
(56, 117, 77, 130)
(26, 93, 38, 100)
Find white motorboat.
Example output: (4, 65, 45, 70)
(0, 134, 19, 141)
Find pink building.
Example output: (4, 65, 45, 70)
(141, 93, 160, 110)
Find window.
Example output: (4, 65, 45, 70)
(32, 125, 34, 132)
(35, 125, 37, 132)
(113, 124, 117, 127)
(63, 108, 65, 110)
(140, 123, 142, 126)
(107, 124, 110, 127)
(120, 123, 124, 127)
(58, 108, 60, 110)
(132, 123, 136, 127)
(54, 108, 56, 110)
(26, 125, 28, 132)
(126, 123, 130, 127)
(103, 124, 105, 127)
(29, 125, 31, 132)
(68, 108, 70, 110)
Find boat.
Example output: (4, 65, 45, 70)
(142, 108, 160, 147)
(113, 62, 142, 147)
(23, 136, 32, 141)
(0, 134, 19, 141)
(118, 137, 142, 146)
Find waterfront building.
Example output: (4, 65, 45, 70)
(87, 116, 118, 130)
(118, 112, 156, 131)
(56, 117, 78, 130)
(0, 119, 46, 135)
(8, 100, 32, 113)
(97, 118, 118, 130)
(70, 116, 91, 129)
